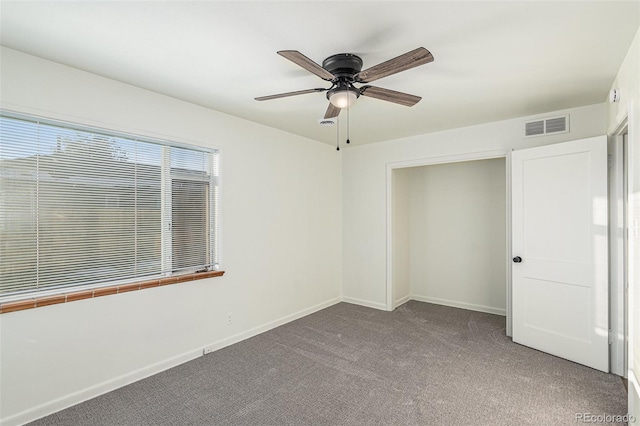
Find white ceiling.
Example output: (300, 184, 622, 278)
(1, 1, 638, 145)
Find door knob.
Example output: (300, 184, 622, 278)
(513, 256, 522, 263)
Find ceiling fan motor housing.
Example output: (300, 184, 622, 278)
(322, 53, 363, 79)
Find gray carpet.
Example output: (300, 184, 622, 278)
(30, 301, 628, 425)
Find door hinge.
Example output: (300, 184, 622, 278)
(608, 329, 613, 345)
(608, 154, 613, 169)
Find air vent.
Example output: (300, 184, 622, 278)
(525, 120, 544, 137)
(523, 114, 569, 138)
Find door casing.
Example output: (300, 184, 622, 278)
(609, 118, 629, 377)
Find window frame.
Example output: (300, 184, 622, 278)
(0, 110, 222, 304)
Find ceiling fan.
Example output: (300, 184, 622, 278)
(255, 47, 434, 119)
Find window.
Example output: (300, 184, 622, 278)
(0, 112, 220, 301)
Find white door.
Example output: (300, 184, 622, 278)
(512, 136, 608, 372)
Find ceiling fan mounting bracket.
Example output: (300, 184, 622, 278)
(322, 53, 363, 80)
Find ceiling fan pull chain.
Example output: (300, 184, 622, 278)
(346, 104, 351, 144)
(336, 115, 340, 151)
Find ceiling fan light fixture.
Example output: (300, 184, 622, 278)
(328, 87, 359, 108)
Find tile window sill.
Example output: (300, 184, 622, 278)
(0, 270, 225, 314)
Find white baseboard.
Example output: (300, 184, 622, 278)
(200, 297, 342, 354)
(0, 297, 342, 426)
(1, 348, 202, 426)
(394, 294, 411, 309)
(410, 295, 506, 316)
(341, 296, 387, 311)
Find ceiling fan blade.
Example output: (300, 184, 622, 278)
(355, 47, 434, 83)
(324, 103, 341, 119)
(278, 50, 335, 81)
(255, 88, 327, 101)
(359, 86, 422, 107)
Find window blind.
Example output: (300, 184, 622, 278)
(170, 146, 213, 273)
(0, 113, 219, 299)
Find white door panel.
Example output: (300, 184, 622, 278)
(512, 136, 608, 372)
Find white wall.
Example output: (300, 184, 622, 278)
(407, 158, 506, 315)
(0, 47, 342, 425)
(605, 27, 640, 420)
(342, 102, 606, 309)
(392, 169, 411, 307)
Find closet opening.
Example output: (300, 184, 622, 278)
(387, 153, 509, 329)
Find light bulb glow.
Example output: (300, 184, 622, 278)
(329, 90, 358, 108)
